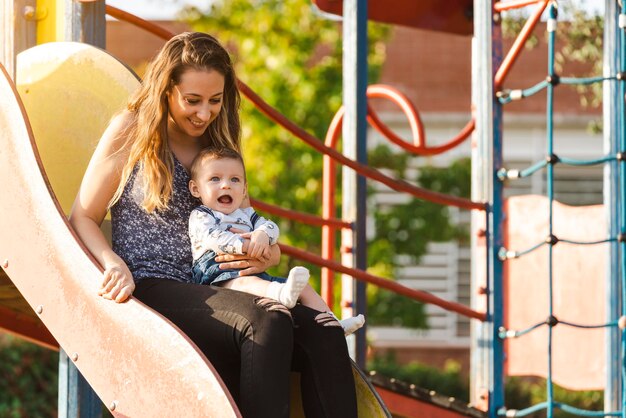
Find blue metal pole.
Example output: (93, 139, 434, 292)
(471, 1, 504, 416)
(603, 0, 622, 413)
(342, 0, 368, 368)
(58, 350, 102, 418)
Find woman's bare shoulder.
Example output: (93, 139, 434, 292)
(100, 110, 136, 153)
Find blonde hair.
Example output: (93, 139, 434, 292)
(111, 32, 241, 212)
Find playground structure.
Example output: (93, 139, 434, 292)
(0, 0, 624, 417)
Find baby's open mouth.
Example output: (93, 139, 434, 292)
(218, 195, 233, 204)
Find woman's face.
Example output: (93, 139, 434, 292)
(167, 68, 225, 142)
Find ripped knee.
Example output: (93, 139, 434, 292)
(254, 297, 292, 320)
(314, 312, 341, 328)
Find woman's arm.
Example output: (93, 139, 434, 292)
(69, 111, 135, 303)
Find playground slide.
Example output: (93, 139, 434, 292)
(0, 42, 389, 417)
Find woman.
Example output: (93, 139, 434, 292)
(69, 32, 358, 417)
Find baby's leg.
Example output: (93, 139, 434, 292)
(299, 285, 332, 312)
(221, 276, 271, 297)
(298, 282, 366, 336)
(265, 266, 310, 308)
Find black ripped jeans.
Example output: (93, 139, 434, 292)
(134, 278, 358, 418)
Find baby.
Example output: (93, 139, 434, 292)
(188, 147, 364, 335)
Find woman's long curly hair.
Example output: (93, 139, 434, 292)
(111, 32, 241, 213)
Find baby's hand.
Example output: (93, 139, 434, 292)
(246, 230, 270, 259)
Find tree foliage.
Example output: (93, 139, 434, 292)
(0, 335, 58, 417)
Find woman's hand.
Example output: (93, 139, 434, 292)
(98, 262, 135, 303)
(215, 254, 269, 276)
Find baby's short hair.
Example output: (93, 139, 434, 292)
(190, 147, 246, 181)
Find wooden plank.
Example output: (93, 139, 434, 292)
(0, 268, 34, 315)
(0, 304, 58, 349)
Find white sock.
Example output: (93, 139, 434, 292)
(327, 312, 366, 336)
(266, 266, 309, 308)
(340, 314, 365, 336)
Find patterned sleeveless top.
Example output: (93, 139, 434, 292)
(111, 158, 200, 283)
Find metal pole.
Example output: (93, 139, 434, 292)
(58, 350, 102, 418)
(64, 0, 105, 47)
(471, 1, 504, 416)
(341, 0, 368, 367)
(603, 0, 622, 412)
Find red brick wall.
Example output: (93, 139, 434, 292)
(377, 24, 599, 115)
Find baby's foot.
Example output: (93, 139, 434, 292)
(277, 266, 309, 308)
(340, 314, 365, 335)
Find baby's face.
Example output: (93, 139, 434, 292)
(190, 157, 246, 214)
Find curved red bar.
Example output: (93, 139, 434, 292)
(365, 84, 426, 149)
(105, 5, 174, 40)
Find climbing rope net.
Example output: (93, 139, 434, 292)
(490, 1, 625, 417)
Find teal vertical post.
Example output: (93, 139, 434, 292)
(618, 1, 626, 416)
(342, 0, 368, 367)
(471, 0, 504, 416)
(58, 350, 102, 418)
(603, 0, 621, 413)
